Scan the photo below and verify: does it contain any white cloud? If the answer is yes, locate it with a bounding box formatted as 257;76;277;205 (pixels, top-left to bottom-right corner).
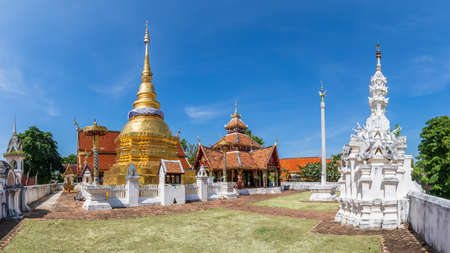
0;66;60;117
402;55;450;96
90;70;137;97
185;105;221;120
0;68;27;95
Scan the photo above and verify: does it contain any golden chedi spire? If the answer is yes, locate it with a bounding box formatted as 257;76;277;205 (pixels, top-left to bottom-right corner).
103;21;196;185
133;21;160;110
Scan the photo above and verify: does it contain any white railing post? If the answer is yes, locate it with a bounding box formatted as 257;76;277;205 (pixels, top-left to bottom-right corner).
196;166;208;202
125;163;140;207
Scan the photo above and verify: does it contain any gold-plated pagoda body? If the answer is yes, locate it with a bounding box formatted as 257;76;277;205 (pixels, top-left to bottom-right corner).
103;22;181;185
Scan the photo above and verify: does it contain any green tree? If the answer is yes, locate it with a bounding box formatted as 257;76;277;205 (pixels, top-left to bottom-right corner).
394;124;401;136
244;129;264;147
299;162;321;181
413;116;450;199
18;126;63;184
326;154;341;182
299;154;341;182
180;139;198;167
62;154;77;164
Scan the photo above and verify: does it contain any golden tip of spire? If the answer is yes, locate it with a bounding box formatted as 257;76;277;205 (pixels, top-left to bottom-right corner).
144;20;150;44
320;80;324;92
197;136;201;144
231;100;241;118
376;43;382;71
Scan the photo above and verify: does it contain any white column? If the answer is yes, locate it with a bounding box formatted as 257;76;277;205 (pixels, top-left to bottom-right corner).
320;88;327;185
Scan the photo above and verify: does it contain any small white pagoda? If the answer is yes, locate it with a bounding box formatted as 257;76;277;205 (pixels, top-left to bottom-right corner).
335;45;421;229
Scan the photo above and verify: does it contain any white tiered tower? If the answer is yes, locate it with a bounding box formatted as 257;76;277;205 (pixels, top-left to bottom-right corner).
334;45;421;229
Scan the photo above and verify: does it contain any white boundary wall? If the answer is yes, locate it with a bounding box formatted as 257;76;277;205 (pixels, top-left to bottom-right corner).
281;182;339;190
24;183;60;205
408;191;450;253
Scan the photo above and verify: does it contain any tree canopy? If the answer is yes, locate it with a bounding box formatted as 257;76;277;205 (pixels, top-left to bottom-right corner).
18;126;63;184
62;154;77;165
244;129;264;147
180;139;198;167
298;154;341;182
413;116;450;199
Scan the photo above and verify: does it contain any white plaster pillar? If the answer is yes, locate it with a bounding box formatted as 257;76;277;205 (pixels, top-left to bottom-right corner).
126;175;140;207
196;166;208;202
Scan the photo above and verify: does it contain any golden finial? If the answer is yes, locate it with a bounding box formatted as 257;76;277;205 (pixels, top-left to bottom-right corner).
144;20;150;44
376;43;382;71
197;136;202;145
176;129;181;137
319;80;327;102
94;119;97;126
274;137;279;146
230;99;241;118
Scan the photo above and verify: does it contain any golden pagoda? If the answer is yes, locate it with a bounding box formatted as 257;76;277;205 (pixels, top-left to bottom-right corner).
103;22;191;185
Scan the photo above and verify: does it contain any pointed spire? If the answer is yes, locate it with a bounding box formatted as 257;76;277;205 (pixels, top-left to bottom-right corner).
143;20;151;77
376;44;382;71
13;116;16;135
230;99;241;118
133;20;160;110
319;80;327;102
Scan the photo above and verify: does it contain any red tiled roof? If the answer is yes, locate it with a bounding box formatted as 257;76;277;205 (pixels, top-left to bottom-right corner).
224;118;248;130
280;157;332;173
176;141;191;169
63;164;78;175
250;147;275;169
78;131;119;153
212;133;261;149
162;160;184;174
196;146;278;170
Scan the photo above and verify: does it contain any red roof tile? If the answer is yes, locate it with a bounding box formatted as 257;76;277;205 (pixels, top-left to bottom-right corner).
280;157;331;173
224;118;248;130
162;160;184;174
196;146;279;170
212;133;261;149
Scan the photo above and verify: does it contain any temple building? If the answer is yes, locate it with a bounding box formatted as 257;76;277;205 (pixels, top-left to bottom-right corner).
193;103;281;188
0;121;27;219
335;45;421;229
76;130;119;183
280;157;331;181
103;23;194;185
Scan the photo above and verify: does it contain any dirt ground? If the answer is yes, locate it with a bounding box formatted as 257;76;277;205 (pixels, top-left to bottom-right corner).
0;191;432;252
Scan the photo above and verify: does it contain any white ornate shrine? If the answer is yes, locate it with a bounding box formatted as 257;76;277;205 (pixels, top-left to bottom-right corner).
335;45;421;229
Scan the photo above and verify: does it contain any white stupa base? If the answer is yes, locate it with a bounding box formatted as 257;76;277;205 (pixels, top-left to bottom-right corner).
309;184;337;201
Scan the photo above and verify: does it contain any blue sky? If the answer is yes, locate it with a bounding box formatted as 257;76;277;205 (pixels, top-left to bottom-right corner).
0;1;449;160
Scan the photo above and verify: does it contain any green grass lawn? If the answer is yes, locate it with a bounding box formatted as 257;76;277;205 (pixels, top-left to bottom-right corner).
249;191;339;212
4;208;379;253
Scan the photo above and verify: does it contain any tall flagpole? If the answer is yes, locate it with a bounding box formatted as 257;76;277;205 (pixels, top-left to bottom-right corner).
319;80;327;185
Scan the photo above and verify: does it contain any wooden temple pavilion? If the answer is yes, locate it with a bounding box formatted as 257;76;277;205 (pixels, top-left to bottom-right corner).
193;103;281;188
